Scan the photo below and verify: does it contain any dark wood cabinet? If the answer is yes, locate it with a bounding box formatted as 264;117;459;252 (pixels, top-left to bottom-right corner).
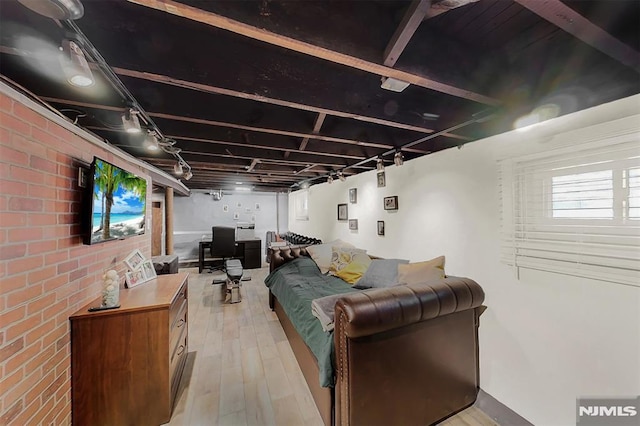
70;272;189;426
239;239;262;269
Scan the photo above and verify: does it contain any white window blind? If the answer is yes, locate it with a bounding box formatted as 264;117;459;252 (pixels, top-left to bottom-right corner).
499;137;640;287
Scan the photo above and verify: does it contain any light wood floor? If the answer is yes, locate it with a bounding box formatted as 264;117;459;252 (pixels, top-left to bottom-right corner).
164;267;498;426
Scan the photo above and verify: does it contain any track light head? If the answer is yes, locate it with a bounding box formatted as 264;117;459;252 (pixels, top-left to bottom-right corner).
393;150;404;166
122;109;141;134
145;132;159;151
173;162;183;175
338;171;346;182
60;39;94;87
376;158;385;172
18;0;84;20
327;175;334;184
183;170;193;180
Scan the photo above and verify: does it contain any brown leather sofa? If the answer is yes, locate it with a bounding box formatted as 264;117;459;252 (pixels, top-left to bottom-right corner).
269;246;486;426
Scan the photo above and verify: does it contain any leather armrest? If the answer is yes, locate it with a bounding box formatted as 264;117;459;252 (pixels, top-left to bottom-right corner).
269;245;311;272
335;277;485;338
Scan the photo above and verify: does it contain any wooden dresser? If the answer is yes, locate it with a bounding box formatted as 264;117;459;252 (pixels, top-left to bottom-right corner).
69;272;189;425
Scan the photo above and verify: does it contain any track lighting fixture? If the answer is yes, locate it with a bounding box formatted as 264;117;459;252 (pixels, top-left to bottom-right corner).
337;171;346;182
173;162;183;175
183;170;193;180
393;150;404;166
144;132;159;151
18;0;84;20
376;158;385;172
327;175;334;184
60;39;94;87
122;108;141;134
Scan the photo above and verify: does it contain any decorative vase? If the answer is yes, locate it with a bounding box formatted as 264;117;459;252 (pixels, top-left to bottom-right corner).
102;270;120;308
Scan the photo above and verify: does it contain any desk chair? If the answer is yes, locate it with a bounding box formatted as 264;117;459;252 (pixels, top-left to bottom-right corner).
210;226;250;299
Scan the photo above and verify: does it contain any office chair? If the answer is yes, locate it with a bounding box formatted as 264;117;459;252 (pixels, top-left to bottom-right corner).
210;226;250;300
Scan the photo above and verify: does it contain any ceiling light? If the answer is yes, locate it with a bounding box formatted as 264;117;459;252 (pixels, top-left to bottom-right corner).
337;171;346;182
327;175;334;184
60;39;93;87
173;162;183;175
17;0;84;20
381;77;410;92
376;158;385;172
300;181;310;189
144;132;159;151
393;151;404;166
122;109;141;134
236;182;243;185
183;170;193;180
236;186;251;191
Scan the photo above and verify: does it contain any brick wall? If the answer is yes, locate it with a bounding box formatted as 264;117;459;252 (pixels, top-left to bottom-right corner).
0;90;152;424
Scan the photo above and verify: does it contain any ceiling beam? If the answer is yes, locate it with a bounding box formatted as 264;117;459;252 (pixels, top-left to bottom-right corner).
127;0;500;105
514;0;640;71
383;0;432;67
299;112;326;152
113;68;466;138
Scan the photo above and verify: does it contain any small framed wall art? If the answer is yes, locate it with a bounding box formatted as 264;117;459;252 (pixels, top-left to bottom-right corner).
377;171;386;188
349;219;358;230
337;203;348;221
383;196;398;210
377;220;385;236
124;249;145;271
349;188;357;203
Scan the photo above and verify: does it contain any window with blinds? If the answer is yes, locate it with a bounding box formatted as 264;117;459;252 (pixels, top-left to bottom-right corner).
499;137;640;287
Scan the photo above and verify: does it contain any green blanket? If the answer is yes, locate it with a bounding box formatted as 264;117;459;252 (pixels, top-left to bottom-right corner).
264;256;358;387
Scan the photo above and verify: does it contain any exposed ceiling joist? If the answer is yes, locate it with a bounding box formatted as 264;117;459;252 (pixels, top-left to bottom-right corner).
113;68;470;140
424;0;481;20
299;112;326;152
127;0;500;106
514;0;640;71
246;159;259;172
383;0;432;67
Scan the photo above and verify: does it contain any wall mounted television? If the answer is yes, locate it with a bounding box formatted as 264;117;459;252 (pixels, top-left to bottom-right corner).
83;157;147;245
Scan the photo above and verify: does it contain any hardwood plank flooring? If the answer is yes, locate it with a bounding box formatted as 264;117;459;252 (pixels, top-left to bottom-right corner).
164;267;498;426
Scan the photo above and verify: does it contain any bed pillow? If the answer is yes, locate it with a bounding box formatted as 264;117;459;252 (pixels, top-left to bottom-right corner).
330;246;371;284
397;256;445;285
306;239;354;274
353;258;409;289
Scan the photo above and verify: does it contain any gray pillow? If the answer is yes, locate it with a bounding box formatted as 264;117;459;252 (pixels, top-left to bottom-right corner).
354;259;409;289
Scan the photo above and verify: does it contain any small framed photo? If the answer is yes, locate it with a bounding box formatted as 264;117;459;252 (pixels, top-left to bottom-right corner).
349;219;358;230
349;188;357;204
223;204;229;212
337;203;348;221
141;259;157;281
377;171;386;188
384;196;398;211
124;249;145;271
377;220;385;236
255;203;261;211
125;269;146;288
233;212;240;220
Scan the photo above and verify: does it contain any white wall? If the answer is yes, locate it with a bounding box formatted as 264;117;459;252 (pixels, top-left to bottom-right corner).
173;190;288;262
289;95;640;425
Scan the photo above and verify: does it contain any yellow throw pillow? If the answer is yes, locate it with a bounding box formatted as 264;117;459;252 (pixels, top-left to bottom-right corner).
330;246;371;284
397;256;445;285
307;239;355;274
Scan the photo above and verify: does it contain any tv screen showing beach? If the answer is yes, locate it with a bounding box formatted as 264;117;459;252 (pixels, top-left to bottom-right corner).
89;158;146;244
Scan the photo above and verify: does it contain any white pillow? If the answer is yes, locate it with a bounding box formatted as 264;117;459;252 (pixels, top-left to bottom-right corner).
306;239;355;274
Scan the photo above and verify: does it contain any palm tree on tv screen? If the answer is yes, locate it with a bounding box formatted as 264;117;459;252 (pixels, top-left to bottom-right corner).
94;161;146;240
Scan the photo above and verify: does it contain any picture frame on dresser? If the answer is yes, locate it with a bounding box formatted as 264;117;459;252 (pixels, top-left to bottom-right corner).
124;249;145;271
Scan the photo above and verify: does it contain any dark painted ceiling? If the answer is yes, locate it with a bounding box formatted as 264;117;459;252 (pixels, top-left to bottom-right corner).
1;0;639;192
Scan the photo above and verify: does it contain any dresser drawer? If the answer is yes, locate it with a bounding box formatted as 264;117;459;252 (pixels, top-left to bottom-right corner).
169;282;187;327
170;329;187;386
170;302;187;354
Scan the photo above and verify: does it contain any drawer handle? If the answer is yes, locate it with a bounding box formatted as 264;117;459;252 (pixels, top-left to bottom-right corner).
177;345;185;356
179;291;186;299
176;319;185;328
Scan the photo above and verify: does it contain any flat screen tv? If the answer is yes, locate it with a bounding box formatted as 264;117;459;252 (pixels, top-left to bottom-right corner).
83;157;147;245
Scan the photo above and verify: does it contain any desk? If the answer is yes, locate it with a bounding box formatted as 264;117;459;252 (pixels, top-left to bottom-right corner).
199;238;261;272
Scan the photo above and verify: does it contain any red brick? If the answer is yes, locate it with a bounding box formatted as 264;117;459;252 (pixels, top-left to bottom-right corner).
0;337;24;363
57;213;75;224
0;111;30;136
29;184;57;200
10;165;44;184
11;396;40;426
0;400;23;425
0;212;28;226
42;300;67;322
58;164;75;179
8;227;43;243
28;240;57;256
0;94;13;112
0;368;23;395
45;251;68;265
25;317;56;345
0;228;6;244
6;284;42;309
0;196;7;211
0;145;28;166
30;156;57;174
8;255;43;275
54;176;71;189
6;314;44;342
0;179;29;196
8;197;43;212
42;323;67;350
27;292;56;316
43;226;68;240
43;275;67;292
57;259;77;274
0;243;27;260
69;267;87;282
43;200;68;213
28;213;57;226
0;273;25;294
14;103;47;130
